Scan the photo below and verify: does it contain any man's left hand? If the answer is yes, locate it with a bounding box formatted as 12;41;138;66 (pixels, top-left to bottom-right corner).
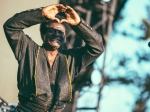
61;6;81;26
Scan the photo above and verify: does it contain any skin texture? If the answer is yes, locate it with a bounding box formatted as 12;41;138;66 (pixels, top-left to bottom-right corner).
42;4;81;67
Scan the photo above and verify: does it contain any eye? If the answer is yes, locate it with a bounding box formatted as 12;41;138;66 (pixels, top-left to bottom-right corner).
58;30;64;36
47;28;55;33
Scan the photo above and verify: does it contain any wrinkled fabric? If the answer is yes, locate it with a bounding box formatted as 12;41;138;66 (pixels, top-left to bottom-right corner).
3;7;104;112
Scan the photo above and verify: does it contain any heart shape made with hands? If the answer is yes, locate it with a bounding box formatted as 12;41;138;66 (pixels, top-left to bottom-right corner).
43;4;80;26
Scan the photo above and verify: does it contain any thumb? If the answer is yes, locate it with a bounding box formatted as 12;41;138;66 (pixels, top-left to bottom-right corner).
52;17;60;23
60;19;69;24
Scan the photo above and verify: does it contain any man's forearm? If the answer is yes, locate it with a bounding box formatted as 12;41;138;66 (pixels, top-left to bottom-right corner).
3;8;47;36
71;18;104;56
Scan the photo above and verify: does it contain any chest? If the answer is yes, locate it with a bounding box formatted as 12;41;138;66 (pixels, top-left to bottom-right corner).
48;56;56;68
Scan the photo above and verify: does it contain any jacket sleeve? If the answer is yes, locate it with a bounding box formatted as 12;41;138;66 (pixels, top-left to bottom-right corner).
3;8;47;61
63;19;104;79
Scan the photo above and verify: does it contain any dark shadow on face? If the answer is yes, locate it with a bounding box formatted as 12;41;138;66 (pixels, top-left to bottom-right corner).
43;23;66;51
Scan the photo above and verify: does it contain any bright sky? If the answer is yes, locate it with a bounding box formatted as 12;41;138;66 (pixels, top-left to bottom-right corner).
77;0;150;112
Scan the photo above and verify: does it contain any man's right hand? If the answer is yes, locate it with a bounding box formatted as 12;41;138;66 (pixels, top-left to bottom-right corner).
42;4;66;23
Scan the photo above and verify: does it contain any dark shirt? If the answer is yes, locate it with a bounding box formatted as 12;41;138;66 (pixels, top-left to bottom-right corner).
3;7;104;111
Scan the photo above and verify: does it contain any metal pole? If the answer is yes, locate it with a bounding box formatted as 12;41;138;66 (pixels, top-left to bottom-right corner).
72;91;79;112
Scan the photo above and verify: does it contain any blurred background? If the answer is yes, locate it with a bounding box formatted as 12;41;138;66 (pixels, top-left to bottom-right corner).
0;0;150;112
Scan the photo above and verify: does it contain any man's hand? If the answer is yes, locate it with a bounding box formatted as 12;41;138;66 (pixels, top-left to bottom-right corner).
42;4;66;23
61;6;81;26
42;4;80;26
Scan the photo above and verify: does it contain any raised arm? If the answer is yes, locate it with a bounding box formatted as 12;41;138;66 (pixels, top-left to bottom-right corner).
61;6;104;78
3;8;47;61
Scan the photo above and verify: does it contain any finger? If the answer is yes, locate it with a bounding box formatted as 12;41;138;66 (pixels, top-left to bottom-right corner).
66;6;74;10
66;6;74;13
60;19;69;24
65;6;78;17
45;4;56;10
66;6;80;20
55;4;64;7
52;17;60;23
56;4;66;12
65;8;72;14
64;11;71;17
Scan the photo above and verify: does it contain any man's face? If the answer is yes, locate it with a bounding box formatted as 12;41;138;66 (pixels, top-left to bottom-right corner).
44;23;66;50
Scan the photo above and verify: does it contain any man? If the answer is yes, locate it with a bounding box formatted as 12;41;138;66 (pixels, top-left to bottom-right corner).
3;4;104;112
